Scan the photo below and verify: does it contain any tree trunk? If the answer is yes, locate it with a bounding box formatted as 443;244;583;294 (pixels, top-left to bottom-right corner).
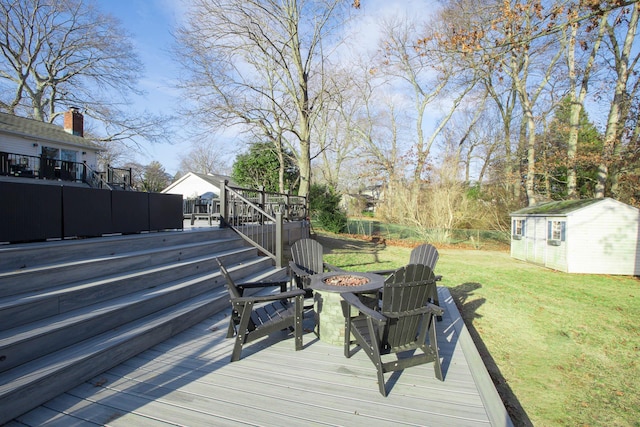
595;3;639;198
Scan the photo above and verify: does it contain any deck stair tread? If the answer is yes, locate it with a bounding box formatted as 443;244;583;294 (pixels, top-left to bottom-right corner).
0;262;286;391
0;288;228;396
0;246;255;310
0;257;279;342
0;239;242;295
0;237;239;275
0;228;236;272
0;257;279;372
0;237;247;298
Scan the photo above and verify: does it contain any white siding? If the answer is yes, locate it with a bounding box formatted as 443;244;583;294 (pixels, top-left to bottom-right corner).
0;133;42;157
510;216;527;260
163;175;221;199
566;199;640;275
511;198;640;275
544;235;568;272
1;132;99;171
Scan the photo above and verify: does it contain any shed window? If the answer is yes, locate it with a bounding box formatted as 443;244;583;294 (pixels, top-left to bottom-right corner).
548;220;566;243
512;219;525;238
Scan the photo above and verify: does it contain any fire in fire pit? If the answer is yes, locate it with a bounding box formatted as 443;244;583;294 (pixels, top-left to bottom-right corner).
323;274;371;287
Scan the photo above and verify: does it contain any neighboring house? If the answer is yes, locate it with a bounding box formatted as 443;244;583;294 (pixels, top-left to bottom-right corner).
161;172;233;199
340;185;383;215
0;109;101;182
510;198;640;275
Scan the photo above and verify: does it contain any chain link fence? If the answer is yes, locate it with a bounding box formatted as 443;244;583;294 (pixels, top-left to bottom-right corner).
344;219;510;249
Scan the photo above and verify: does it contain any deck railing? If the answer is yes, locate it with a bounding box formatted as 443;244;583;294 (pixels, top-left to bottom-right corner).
218;180;307;268
0;151;131;190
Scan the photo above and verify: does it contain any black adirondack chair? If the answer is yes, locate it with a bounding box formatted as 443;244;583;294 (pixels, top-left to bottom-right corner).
370;243;442;309
289;238;341;306
216;258;305;362
341;264;445;396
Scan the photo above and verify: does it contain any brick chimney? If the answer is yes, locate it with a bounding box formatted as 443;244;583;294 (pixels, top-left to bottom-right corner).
64;108;84;137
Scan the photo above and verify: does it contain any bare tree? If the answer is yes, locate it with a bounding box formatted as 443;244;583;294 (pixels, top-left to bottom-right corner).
560;5;608;198
595;1;640;198
0;0;172;148
174;0;351;198
343;55;410;222
177;140;231;176
313;58;379;192
379;15;477;185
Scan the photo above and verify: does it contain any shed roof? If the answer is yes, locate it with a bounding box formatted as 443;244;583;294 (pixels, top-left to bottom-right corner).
0;111;101;150
511;198;602;216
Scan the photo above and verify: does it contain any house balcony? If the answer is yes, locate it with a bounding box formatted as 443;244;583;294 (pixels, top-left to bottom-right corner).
0;150;132;190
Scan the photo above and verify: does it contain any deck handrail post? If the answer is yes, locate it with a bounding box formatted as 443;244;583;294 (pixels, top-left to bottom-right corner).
219;179;229;228
275;211;284;268
283;190;289;220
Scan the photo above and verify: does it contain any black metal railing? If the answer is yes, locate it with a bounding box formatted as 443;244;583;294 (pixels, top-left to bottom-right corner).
0;151;131;190
217;181;308;267
104;165;133;190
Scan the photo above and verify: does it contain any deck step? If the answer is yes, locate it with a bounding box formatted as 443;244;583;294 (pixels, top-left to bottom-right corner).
0;236;245;298
0;228;236;272
0;257;277;373
0;228;290;425
0;288;229;424
0;246;256;330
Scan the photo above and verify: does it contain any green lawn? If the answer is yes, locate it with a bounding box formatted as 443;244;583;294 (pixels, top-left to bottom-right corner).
316;232;640;427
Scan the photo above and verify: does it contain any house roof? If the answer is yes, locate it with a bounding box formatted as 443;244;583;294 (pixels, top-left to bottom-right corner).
511;198;604;216
190;172;234;187
0;111;101;150
161;171;234;195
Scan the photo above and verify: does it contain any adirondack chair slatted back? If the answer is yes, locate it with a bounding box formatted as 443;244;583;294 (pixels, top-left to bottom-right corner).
342;262;444;395
290;238;324;276
217;260;259;333
218;261;243;299
409;243;439;270
381;264;435;349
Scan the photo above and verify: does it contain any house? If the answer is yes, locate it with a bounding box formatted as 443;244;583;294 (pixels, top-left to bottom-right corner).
340;185;383;215
0;109;102;182
510;198;640;275
161;172;233;199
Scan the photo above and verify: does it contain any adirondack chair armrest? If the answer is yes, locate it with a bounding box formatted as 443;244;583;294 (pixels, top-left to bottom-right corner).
383;302;444;319
366;268;395;276
425;302;445;316
289;261;312;278
237;280;289;294
367;270;441;279
341;292;386;323
324;262;345;272
232;288;305;304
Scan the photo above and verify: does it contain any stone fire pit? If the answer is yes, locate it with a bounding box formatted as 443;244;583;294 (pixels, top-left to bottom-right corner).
323;274;370;287
309;272;385;345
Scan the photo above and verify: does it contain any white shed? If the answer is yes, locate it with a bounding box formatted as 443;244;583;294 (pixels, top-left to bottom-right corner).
161;172;233;199
510;198;640;275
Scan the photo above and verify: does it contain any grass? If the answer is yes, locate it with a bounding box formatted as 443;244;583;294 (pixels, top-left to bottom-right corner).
315;231;640;427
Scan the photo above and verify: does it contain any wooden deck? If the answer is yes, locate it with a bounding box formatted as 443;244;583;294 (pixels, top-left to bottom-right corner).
9;288;512;426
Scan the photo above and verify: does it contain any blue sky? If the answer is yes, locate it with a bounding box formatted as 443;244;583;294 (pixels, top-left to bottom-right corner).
101;0;188;175
101;0;434;176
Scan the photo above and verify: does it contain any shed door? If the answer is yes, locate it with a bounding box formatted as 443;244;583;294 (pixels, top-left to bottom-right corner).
530;217;546;265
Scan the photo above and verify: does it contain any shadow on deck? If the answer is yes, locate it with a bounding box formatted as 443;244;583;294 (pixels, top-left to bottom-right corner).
12;288;513;427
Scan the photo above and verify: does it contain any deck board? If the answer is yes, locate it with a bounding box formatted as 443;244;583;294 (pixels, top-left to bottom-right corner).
15;288;512;426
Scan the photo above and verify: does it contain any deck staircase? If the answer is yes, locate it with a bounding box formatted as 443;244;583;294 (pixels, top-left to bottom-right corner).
0;228;286;424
